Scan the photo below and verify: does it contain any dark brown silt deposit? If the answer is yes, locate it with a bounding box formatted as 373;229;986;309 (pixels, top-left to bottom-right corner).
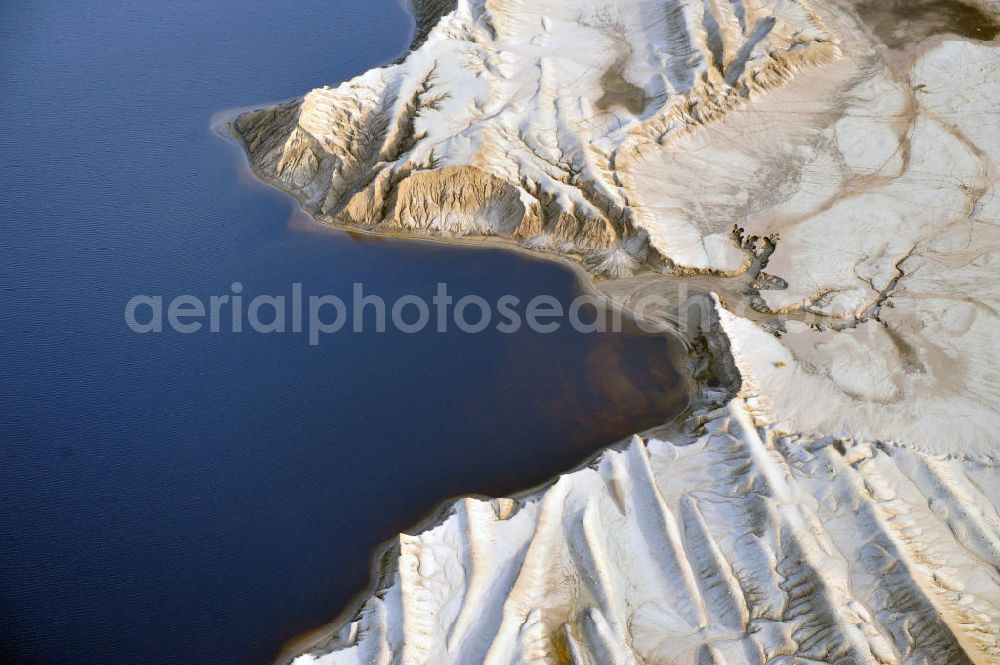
851;0;1000;49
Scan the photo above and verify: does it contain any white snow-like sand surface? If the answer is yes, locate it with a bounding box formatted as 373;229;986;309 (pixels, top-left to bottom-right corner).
230;0;1000;662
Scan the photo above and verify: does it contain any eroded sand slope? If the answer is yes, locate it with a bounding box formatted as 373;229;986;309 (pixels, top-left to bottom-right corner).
231;0;1000;662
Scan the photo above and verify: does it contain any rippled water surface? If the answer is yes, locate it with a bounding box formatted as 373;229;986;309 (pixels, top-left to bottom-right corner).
0;2;687;663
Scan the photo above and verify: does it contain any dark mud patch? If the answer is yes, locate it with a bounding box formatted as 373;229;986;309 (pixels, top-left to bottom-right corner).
851;0;1000;49
597;54;648;115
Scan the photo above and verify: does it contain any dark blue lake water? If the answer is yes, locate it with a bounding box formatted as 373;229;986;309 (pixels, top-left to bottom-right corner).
0;1;687;663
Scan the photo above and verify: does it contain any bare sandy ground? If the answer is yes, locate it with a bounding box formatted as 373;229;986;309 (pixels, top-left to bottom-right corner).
228;0;1000;662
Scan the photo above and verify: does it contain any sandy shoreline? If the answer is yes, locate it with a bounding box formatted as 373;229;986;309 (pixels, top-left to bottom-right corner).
212;103;696;346
217;0;1000;660
212;102;700;665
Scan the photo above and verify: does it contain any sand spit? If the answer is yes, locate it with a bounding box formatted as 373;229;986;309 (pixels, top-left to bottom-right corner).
229;0;1000;662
